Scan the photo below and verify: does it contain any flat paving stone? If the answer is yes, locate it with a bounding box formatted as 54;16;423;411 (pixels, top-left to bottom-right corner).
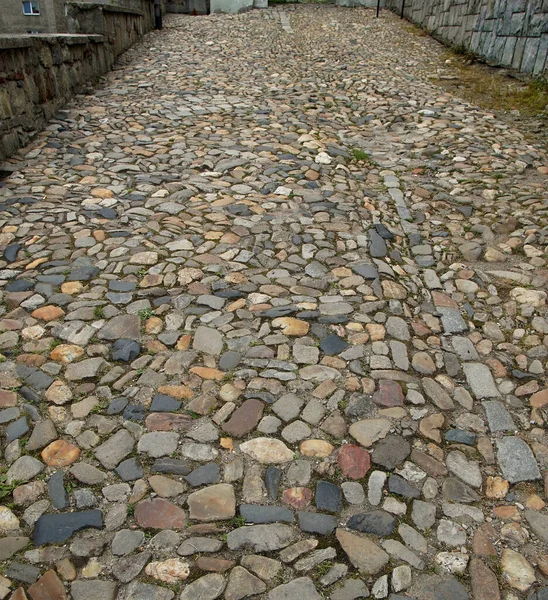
496;437;541;483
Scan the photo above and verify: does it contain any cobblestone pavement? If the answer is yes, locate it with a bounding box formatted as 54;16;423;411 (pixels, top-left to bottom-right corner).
1;5;548;600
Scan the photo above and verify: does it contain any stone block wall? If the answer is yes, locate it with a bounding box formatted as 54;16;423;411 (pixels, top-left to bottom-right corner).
0;1;161;161
0;35;111;160
384;0;548;77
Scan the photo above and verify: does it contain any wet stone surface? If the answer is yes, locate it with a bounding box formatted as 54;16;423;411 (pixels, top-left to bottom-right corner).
0;4;547;599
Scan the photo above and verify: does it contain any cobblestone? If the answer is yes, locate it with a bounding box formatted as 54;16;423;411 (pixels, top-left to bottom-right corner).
0;4;547;599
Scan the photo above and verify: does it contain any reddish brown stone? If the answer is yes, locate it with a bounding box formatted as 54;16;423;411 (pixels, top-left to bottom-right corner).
410;449;448;477
530;388;548;409
373;380;404;407
195;557;235;573
473;524;498;557
190;367;224;380
411;321;431;336
146;340;168;354
135;498;187;530
9;588;29;600
145;413;192;432
0;319;22;331
0;390;17;407
158;385;193;400
55;558;76;581
485;358;507;379
432;291;458;308
188;282;209;295
41;440;80;467
470;558;500;600
282;488;312;509
493;505;520;520
186;394;218;415
50;344;84;365
320;409;347;438
16;354;47;367
338;444;371;480
13;481;46;506
6;291;33;309
186;524;220;535
31;306;65;322
222;399;264;437
27;569;67;600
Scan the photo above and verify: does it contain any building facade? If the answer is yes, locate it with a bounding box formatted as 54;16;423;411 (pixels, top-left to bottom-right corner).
0;0;66;33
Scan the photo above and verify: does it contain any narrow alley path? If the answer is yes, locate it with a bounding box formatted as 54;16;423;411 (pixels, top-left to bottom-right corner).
0;6;547;600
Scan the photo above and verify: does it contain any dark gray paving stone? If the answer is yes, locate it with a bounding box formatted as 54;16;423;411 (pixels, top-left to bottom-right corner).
123;405;146;422
219;351;242;371
115;458;144;481
437;307;468;334
347;510;396;536
372;435;411;470
444;429;477;445
6;280;34;292
410;574;468;600
151;458;191;475
525;509;548;544
108;398;129;414
33;510;103;545
268;577;322;600
315;481;342;513
0;407;19;424
6;416;28;442
48;470;69;509
350;263;378;279
71;580;118;600
260;306;298;318
265;466;282;500
5;561;41;584
369;229;387;257
109;281;137;292
112;339;141;362
118;581;174;600
112;551;151;583
527;587;548;600
245;391;277;404
150;394;182;412
26;370;54;391
185;463;220;487
388;475;421;498
442;478;480;504
297;511;337;534
68;266;100;281
320;334;350;355
240;505;294;524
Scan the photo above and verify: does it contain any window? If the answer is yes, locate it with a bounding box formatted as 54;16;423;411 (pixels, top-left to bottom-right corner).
22;1;40;15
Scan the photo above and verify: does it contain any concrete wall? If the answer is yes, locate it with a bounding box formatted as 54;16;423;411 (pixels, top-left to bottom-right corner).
0;0;161;160
384;0;548;77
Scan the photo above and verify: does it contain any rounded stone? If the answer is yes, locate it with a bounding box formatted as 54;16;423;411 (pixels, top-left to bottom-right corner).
41;440;81;467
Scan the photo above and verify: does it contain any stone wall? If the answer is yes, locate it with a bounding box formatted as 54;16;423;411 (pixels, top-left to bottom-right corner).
384;0;548;77
0;1;161;161
0;35;110;160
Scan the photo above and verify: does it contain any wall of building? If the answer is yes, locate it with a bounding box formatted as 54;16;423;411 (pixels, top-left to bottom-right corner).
0;1;162;160
0;0;60;34
384;0;548;77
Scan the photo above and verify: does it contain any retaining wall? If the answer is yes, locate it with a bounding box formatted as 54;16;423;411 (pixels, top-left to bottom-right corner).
0;2;160;161
384;0;548;77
